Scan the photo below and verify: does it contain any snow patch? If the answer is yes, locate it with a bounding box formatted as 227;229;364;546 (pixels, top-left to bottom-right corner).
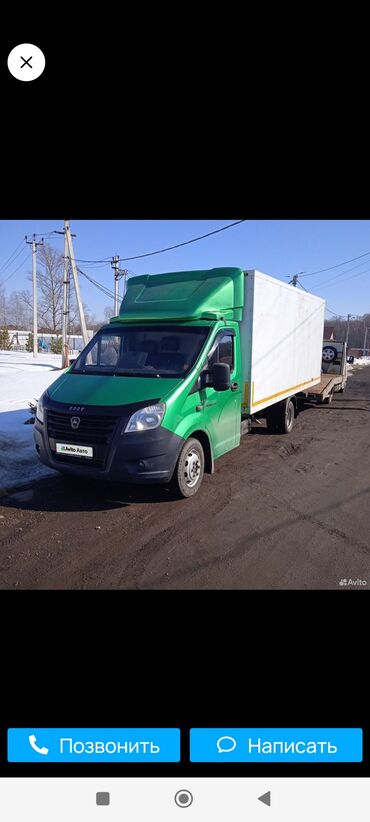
347;355;370;374
0;350;64;489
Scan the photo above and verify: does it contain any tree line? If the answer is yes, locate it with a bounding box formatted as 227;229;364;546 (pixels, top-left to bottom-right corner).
330;315;370;350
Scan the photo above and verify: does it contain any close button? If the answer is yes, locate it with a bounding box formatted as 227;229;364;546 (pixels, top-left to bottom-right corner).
7;44;46;81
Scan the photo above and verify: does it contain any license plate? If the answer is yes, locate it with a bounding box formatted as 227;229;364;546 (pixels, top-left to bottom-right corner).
56;443;93;459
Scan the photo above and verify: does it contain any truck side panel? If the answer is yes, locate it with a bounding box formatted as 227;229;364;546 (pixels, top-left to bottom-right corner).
241;271;325;414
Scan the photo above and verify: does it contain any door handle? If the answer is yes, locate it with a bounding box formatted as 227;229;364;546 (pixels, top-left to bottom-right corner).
231;382;239;392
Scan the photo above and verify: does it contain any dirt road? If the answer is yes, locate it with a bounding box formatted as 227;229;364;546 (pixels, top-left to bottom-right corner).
1;366;370;590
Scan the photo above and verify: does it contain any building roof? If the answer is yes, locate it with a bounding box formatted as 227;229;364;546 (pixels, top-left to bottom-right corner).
324;325;335;339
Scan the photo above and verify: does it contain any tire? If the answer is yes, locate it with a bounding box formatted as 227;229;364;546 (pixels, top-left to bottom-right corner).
266;398;295;434
322;345;338;363
171;438;205;498
323;393;333;404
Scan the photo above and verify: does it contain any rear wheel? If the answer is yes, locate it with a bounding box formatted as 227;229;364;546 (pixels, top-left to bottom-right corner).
266;398;295;434
171;438;205;498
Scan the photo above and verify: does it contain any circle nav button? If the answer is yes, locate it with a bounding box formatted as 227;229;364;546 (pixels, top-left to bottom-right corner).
174;790;193;808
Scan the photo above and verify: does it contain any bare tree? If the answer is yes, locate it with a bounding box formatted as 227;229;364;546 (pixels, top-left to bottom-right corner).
0;285;7;327
37;244;66;332
104;305;114;323
331;315;370;349
6;290;32;328
21;244;80;333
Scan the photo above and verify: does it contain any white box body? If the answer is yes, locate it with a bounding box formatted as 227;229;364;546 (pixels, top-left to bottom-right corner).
241;271;325;414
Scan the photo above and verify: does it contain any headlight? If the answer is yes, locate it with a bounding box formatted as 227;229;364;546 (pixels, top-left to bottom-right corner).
123;403;165;433
36;390;48;423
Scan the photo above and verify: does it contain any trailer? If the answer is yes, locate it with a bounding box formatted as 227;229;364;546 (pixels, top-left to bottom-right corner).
305;340;347;404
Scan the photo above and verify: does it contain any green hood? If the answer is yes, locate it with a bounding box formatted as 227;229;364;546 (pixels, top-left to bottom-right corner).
48;372;182;407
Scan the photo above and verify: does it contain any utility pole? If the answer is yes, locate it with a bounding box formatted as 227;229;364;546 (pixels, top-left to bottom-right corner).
112;255;120;316
345;314;351;346
55;224;77;367
111;256;129;315
64;220;89;348
289;272;304;288
62;231;70;368
25;234;43;358
363;324;368;355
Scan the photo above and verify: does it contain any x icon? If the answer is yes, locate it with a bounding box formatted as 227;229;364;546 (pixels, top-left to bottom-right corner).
20;55;32;69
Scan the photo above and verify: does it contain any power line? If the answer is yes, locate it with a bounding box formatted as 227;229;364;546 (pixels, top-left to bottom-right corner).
316;265;370;291
70;220;248;264
0;232;61;277
0;240;26;275
117;220;247;262
299;250;370;278
325;306;345;318
316;259;370;288
77;266;116;301
288;274;345;318
313;258;370;288
0;249;30;286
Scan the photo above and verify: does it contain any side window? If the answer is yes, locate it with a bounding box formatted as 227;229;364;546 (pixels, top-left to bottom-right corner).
208;333;234;371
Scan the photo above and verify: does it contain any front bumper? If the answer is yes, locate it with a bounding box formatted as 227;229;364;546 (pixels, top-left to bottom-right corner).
34;402;184;484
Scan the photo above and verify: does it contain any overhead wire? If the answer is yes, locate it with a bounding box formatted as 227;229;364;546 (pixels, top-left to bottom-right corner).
313;258;370;288
77;266;116;301
315;265;370;290
0;249;30;287
116;219;247;262
68;220;248;264
0;240;26;275
299;250;370;278
325;306;346;318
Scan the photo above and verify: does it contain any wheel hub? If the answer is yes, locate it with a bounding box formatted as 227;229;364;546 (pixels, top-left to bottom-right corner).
184;450;201;488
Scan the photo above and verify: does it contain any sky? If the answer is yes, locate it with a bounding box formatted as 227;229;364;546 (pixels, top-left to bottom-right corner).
1;220;370;321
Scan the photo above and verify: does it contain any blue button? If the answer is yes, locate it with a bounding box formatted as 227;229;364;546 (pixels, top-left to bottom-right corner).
8;728;180;762
190;728;362;762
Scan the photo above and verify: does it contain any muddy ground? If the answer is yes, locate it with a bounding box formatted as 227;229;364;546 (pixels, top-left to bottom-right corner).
1;366;370;589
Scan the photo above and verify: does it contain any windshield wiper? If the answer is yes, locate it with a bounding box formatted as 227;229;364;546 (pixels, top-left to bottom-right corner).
111;371;162;378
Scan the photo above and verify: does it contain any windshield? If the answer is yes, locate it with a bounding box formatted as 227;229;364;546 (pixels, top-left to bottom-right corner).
71;326;210;378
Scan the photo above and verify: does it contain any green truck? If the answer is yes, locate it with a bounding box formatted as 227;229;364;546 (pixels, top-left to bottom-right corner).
34;267;325;497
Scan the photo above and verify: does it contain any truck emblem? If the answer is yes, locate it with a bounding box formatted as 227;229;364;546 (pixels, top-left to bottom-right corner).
71;417;81;430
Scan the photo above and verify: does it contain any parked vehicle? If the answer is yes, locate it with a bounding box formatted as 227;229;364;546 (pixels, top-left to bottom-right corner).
306;340;348;404
34;268;325;497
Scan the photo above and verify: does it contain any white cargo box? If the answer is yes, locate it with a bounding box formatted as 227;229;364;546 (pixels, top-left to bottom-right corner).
241;271;325;414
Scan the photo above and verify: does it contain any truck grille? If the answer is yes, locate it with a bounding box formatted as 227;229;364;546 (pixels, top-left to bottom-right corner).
47;410;119;468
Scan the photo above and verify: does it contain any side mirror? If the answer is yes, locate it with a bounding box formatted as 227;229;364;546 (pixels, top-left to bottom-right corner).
211;362;231;392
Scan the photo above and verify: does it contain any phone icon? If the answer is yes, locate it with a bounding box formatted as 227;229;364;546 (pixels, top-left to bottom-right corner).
28;734;49;756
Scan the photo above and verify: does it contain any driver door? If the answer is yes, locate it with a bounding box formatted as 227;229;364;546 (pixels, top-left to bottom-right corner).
200;330;242;459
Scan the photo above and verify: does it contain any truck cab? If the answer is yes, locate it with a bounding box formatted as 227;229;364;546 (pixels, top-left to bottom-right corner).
34;268;244;497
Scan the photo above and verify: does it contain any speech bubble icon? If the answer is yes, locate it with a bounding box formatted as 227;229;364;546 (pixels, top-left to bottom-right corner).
217;736;237;753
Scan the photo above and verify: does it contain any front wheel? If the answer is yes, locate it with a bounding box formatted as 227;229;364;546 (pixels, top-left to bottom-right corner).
171;438;205;498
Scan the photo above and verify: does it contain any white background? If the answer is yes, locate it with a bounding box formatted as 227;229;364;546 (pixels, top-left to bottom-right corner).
0;778;368;820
